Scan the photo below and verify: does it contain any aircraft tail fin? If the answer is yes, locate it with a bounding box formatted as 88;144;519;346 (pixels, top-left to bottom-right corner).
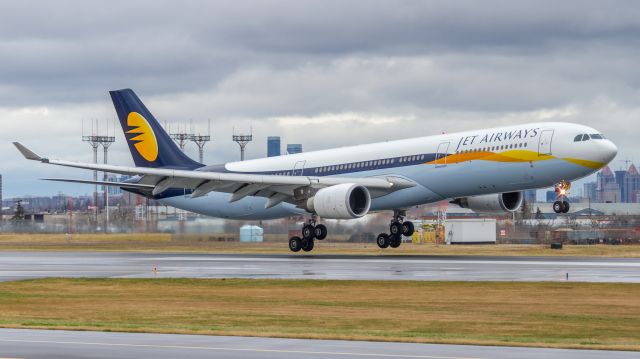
109;89;202;169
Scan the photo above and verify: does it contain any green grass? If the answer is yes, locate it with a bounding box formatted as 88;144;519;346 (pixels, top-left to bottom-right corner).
0;278;639;350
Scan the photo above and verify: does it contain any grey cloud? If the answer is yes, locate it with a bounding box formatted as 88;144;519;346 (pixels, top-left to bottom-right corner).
1;0;640;196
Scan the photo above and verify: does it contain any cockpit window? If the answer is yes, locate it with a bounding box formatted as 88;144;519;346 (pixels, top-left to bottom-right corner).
590;134;604;139
582;134;590;141
574;134;582;142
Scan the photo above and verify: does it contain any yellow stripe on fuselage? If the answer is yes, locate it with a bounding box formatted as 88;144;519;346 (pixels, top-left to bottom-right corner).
426;149;604;169
561;157;605;169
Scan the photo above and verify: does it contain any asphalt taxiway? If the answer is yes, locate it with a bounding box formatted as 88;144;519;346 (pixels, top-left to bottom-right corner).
1;251;639;282
0;329;636;359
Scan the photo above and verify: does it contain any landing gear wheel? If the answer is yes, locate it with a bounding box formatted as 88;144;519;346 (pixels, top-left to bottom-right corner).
302;224;315;240
376;233;390;249
389;221;403;236
553;201;563;214
302;238;315;252
389;234;402;248
314;224;327;240
289;236;302;252
402;221;415;237
562;201;570;213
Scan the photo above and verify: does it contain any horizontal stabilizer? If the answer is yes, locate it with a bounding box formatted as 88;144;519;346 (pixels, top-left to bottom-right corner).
43;178;154;189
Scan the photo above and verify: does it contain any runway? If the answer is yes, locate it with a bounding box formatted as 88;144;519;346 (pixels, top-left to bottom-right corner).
0;328;636;359
1;251;640;282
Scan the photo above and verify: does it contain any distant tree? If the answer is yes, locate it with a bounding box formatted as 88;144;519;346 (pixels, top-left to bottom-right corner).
535;207;544;220
10;200;25;221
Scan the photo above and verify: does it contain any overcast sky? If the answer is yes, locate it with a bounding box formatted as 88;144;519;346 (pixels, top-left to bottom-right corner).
1;0;639;198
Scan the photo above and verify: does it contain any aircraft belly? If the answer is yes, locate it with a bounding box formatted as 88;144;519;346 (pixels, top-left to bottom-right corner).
158;192;303;220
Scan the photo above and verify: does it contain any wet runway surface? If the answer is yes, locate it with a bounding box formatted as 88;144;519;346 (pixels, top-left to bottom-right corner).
0;329;636;359
1;251;639;282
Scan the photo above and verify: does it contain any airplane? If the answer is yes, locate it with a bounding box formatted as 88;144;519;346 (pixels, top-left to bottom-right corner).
14;89;618;252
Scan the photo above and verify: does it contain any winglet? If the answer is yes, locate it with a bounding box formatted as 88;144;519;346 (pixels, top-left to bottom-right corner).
13;142;45;161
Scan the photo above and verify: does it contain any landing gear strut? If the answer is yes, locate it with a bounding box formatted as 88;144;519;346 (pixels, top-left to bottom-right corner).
289;214;327;252
553;180;571;214
377;210;415;249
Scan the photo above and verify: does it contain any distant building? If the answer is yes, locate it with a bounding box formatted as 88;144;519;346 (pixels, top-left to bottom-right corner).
624;164;640;203
615;170;627;201
524;189;536;203
267;136;281;157
583;182;597;202
596;166;621;203
106;174;127;196
286;143;302;154
546;190;556;203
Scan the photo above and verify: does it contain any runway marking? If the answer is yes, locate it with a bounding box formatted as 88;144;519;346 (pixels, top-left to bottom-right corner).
142;257;640;267
0;338;482;359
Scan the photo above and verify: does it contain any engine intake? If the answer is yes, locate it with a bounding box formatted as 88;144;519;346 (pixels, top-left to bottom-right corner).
306;183;371;219
452;192;524;214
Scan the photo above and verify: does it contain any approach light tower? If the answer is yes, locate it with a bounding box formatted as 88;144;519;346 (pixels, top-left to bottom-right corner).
190;119;211;163
170;132;193;152
169;123;194;152
82;120;115;228
100;134;115;232
82;132;100;224
232;127;252;161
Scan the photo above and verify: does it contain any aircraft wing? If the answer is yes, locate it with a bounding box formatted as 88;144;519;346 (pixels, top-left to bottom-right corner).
15;142;415;208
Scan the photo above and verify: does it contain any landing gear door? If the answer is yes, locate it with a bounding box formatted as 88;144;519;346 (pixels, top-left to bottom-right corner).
293;160;306;176
538;129;554;156
435;142;450;168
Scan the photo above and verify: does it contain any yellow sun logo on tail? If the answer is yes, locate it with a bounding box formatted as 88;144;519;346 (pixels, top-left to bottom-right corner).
126;112;158;162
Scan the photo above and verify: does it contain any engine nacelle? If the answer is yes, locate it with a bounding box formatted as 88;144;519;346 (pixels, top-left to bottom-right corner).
452;192;524;214
306;183;371;219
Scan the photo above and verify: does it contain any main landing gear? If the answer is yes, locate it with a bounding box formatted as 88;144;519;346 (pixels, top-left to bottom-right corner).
289;214;327;252
553;180;571;214
376;210;415;249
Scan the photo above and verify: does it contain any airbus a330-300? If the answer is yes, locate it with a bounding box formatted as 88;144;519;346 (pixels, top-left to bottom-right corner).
14;89;617;252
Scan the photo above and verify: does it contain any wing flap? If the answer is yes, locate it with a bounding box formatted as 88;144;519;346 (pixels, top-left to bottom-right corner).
43;178;154;189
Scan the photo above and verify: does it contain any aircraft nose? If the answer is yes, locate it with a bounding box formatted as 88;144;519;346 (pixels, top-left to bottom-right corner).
599;139;618;164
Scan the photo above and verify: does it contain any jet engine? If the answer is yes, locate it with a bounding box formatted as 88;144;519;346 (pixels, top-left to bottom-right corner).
306;183;371;219
452;192;524;214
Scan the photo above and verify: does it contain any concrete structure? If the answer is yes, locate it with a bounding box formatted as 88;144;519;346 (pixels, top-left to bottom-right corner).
286;143;302;154
267;136;280;157
444;218;496;244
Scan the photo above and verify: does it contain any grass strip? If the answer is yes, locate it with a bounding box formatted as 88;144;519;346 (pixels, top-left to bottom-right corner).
1;234;640;257
0;278;638;350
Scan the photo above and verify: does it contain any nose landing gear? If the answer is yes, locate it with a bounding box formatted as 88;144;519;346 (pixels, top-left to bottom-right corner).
553;180;571;214
377;210;415;249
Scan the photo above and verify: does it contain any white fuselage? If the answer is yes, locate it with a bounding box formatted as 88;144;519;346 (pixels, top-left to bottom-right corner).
159;122;617;219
